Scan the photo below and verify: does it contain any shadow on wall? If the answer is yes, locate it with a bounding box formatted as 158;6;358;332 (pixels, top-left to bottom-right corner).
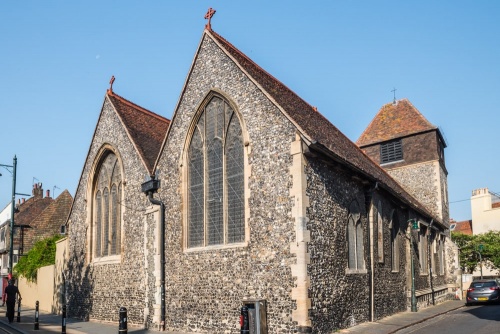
65;247;94;320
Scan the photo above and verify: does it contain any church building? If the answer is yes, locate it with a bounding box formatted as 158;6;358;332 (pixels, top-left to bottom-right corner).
66;10;458;333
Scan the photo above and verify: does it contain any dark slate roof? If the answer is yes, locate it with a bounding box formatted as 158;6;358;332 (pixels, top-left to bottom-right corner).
207;29;443;226
356;99;437;147
450;220;473;235
107;91;170;175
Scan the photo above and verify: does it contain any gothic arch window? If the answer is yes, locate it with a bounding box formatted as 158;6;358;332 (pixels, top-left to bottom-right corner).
347;200;365;271
187;95;245;248
438;236;445;275
93;151;122;258
376;200;383;263
390;211;400;272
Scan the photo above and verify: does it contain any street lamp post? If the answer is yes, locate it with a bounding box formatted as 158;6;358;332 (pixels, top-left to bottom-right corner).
477;244;483;279
1;156;29;275
0;156;17;275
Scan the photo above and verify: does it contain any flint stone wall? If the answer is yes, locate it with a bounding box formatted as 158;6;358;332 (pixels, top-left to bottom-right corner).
155;35;298;333
305;158;412;331
387;162;440;220
67;98;155;325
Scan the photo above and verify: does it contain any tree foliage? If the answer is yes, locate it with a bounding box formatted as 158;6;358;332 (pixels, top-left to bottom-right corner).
14;235;63;282
452;231;500;274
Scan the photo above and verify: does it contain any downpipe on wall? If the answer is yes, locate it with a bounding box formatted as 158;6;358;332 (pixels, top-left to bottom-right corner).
148;192;166;331
142;177;166;331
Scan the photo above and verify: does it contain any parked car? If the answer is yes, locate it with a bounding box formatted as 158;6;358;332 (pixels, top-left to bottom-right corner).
465;279;500;306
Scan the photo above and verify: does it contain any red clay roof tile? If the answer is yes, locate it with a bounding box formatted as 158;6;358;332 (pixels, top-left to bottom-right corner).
451;220;473;235
107;92;170;175
207;29;443;226
356;99;436;147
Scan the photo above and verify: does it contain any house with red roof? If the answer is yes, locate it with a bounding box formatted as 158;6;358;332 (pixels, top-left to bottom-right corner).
66;12;457;333
0;183;72;298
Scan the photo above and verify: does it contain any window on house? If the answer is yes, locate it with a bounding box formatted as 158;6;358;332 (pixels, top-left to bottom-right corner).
380;139;403;164
187;95;245;248
93;152;122;258
390;212;400;272
347;201;364;271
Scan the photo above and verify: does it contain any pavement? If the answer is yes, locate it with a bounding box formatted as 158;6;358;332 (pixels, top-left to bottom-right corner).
340;299;465;334
0;300;465;334
0;304;186;334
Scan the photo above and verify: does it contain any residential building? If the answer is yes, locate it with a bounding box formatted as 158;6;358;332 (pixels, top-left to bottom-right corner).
451;188;500;279
0;183;72;287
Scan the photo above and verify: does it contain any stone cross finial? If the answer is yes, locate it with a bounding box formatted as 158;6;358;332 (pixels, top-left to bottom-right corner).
108;75;115;94
204;7;216;30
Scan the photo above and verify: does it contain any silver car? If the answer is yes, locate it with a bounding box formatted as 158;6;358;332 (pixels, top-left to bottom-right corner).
465;279;500;306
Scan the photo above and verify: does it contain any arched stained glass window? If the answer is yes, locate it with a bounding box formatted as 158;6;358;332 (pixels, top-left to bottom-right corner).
347;200;364;270
187;96;245;248
93;152;123;258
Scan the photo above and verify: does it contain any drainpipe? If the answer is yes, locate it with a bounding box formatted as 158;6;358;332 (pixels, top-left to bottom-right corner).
364;182;378;322
141;177;165;331
427;219;435;306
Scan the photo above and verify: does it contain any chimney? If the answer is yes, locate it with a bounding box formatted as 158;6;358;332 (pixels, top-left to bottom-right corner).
22;198;25;204
46;190;50;198
33;182;43;198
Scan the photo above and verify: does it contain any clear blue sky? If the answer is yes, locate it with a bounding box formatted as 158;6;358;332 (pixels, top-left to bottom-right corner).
1;1;499;222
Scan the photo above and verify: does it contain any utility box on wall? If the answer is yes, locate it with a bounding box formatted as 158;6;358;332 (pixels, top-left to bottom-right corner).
243;299;268;334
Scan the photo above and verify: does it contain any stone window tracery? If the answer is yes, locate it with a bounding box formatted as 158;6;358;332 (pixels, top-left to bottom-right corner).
93;152;122;258
187;95;245;248
347;200;365;271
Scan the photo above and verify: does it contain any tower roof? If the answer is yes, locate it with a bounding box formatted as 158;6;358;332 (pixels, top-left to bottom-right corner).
356;99;437;147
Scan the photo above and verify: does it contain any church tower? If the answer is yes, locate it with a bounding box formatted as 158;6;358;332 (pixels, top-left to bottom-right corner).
356;99;449;225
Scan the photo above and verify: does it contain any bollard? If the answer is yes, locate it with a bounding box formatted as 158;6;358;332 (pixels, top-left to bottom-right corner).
34;300;39;330
16;297;21;322
119;307;128;333
240;306;249;334
61;305;66;334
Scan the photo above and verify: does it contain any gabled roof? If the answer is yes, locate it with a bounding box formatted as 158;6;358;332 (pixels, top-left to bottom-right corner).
356;99;437;147
23;189;73;251
15;195;53;227
204;29;443;226
450;220;473;235
107;91;170;174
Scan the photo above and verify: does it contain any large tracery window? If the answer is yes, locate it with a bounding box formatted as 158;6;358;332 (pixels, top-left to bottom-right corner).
94;152;122;258
187;96;245;248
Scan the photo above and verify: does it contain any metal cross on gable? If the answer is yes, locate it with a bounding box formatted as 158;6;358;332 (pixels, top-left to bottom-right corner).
108;75;115;94
391;87;397;104
204;7;216;30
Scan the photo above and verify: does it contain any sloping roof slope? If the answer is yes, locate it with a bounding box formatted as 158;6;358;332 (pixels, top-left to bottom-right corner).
23;190;73;252
356;99;437;147
15;194;53;227
207;29;442;225
451;220;473;235
107;91;170;174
